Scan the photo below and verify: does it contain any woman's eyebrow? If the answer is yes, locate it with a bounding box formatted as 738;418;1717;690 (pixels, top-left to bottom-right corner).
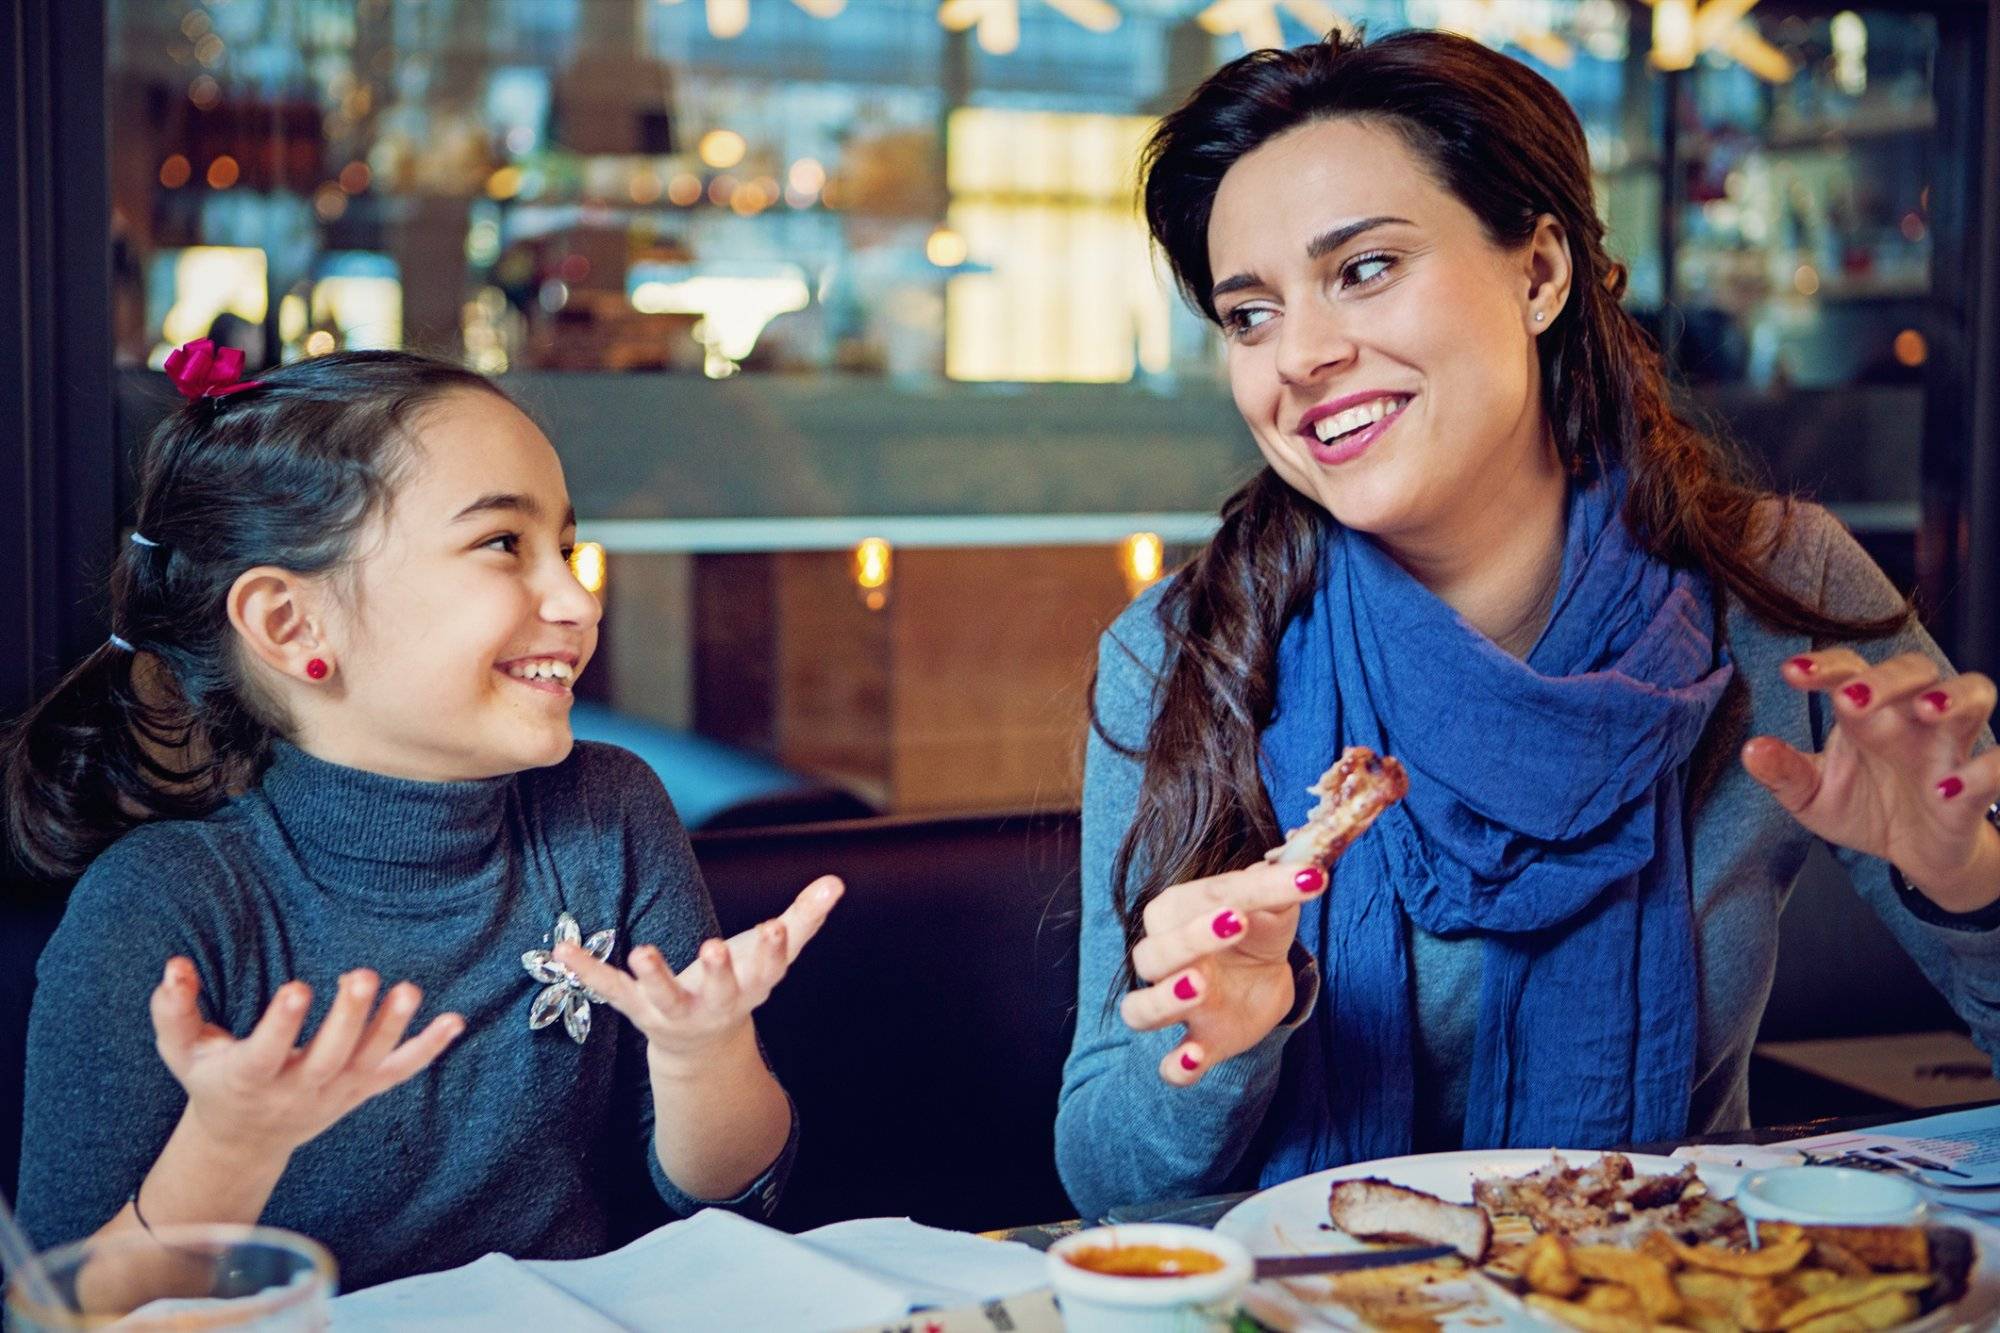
1305;215;1414;260
1211;269;1265;302
1210;214;1416;302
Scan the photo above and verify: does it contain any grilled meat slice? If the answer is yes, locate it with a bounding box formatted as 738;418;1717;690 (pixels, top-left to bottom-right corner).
1328;1177;1492;1263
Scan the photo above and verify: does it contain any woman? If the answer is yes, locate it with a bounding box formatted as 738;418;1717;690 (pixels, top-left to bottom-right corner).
1055;29;2000;1220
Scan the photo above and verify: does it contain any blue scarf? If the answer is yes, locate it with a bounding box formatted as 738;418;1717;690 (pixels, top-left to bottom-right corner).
1256;470;1732;1184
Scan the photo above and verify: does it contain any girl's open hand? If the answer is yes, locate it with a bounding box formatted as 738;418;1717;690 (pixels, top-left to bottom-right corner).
150;957;464;1160
1744;650;2000;912
556;876;843;1072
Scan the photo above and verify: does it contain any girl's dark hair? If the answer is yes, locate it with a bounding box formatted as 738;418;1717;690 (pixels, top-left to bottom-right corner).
1104;29;1907;974
2;350;507;879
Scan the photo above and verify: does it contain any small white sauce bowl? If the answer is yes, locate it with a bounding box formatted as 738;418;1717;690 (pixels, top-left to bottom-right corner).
1047;1223;1253;1333
1736;1165;1928;1244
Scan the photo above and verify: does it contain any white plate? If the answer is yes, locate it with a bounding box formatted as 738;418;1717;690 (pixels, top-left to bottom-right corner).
1212;1147;2000;1332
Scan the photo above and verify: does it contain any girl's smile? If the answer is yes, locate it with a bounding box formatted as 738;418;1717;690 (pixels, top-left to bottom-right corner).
499;652;581;695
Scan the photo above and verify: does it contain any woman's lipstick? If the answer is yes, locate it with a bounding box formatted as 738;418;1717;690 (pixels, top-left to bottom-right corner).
1301;394;1413;466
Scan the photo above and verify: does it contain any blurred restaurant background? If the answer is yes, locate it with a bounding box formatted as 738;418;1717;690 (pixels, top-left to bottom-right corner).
3;0;1999;1230
0;0;1991;829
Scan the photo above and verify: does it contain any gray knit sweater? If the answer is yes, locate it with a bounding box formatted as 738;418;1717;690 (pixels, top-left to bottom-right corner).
1056;503;2000;1220
17;741;794;1290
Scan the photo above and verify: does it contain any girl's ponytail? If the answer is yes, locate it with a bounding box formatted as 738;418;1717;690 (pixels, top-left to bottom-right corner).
1;634;207;880
2;348;506;881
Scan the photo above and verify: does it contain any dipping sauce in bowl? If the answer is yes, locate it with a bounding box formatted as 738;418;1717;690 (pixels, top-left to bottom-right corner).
1048;1224;1252;1332
1063;1243;1228;1279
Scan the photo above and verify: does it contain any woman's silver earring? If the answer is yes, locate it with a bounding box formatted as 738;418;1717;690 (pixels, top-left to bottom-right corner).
1533;310;1547;323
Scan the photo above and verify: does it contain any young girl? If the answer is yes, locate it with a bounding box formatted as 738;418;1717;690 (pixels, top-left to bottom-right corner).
4;343;841;1290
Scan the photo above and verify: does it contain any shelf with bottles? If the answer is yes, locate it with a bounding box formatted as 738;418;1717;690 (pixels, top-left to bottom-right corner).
1767;95;1936;144
1676;243;1929;303
1674;109;1937;166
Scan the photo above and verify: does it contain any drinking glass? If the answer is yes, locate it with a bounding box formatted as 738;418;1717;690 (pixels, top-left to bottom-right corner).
5;1225;334;1331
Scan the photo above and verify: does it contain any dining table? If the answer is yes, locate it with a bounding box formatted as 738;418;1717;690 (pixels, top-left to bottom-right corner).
317;1097;2000;1332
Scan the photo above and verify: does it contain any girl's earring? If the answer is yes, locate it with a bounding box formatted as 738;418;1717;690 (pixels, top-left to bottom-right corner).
306;658;331;681
1533;310;1547;323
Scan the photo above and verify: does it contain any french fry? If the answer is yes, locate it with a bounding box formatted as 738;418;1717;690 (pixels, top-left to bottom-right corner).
1794;1227;1929;1274
1688;1304;1752;1328
1524;1292;1652;1332
1675;1269;1756;1309
1776;1274;1931;1328
1670;1236;1813;1278
1739;1278;1797;1332
1787;1290;1919;1333
1639;1229;1682;1267
1807;1240;1870;1278
1574;1245;1683;1322
1580;1284;1641;1314
1524;1233;1582;1298
1679;1309;1744;1333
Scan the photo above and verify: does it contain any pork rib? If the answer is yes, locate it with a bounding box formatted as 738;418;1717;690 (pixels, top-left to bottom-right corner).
1265;746;1409;869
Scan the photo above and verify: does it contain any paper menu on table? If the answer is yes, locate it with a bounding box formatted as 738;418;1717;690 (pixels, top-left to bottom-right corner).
1777;1102;2000;1188
329;1209;1052;1332
329;1252;629;1331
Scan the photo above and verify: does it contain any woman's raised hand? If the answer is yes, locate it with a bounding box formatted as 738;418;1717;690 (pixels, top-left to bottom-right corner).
1120;860;1328;1087
1744;650;2000;912
150;957;465;1161
555;876;843;1072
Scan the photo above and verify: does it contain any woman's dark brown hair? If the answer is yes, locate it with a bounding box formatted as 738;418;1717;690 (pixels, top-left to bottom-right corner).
2;351;508;880
1103;28;1906;973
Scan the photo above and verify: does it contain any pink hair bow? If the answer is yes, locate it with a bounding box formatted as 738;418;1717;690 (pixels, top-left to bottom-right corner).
164;339;263;400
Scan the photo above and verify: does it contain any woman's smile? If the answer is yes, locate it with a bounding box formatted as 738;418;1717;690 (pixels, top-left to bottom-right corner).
1299;392;1415;466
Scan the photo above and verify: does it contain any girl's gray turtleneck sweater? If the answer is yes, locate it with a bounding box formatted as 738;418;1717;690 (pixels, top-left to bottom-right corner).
19;740;793;1290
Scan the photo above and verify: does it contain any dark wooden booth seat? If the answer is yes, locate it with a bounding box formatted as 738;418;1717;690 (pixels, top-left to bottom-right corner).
690;810;1081;1234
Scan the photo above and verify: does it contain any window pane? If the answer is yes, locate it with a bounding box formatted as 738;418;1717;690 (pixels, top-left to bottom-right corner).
108;1;1966;824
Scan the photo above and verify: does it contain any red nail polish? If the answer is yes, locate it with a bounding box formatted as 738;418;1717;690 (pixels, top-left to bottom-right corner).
1294;866;1326;894
1939;776;1966;800
1842;683;1872;708
1788;656;1816;673
1211;910;1243;939
1179;1052;1199;1071
1925;691;1951;712
1174;975;1197;1001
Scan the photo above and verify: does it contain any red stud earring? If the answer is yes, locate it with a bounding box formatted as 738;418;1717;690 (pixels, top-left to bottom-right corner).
306;658;330;681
